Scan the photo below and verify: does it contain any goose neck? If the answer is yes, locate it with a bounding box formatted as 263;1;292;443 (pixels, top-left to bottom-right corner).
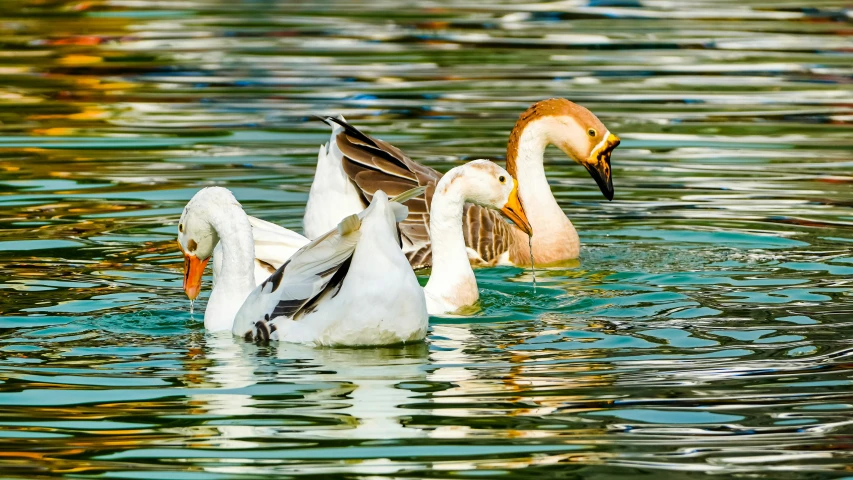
509;118;574;236
424;180;477;307
209;206;255;288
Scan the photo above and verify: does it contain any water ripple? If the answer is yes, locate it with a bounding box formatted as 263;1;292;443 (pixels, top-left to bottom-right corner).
0;0;851;478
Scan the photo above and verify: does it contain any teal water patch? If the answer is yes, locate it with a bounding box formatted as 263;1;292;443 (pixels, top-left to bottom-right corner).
0;430;70;438
780;262;853;276
669;307;722;318
13;373;170;388
722;288;845;304
774;419;816;425
800;404;852;410
641;328;719;348
0;239;82;251
585;409;744;424
0;382;339;406
511;330;659;351
0;179;111;192
585;227;809;249
0;420;153;430
23;292;157;313
777;315;818;325
97;444;585;461
788;346;817;356
755;334;803;344
0;315;78;329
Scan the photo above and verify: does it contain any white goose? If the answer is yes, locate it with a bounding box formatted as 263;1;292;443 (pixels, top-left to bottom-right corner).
177;161;531;345
416;160;531;314
178;186;422;336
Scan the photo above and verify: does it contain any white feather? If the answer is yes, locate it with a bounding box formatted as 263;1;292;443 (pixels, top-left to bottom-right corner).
212;215;309;286
302;115;365;239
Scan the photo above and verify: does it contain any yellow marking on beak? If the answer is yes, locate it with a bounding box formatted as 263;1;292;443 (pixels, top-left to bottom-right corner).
586;131;620;201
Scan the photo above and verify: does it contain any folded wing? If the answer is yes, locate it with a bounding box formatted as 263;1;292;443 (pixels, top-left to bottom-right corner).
248;215;310;271
231;213;362;339
326;117;515;268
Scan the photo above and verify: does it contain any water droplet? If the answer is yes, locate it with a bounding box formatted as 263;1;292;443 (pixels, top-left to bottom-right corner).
529;236;536;293
190;299;194;315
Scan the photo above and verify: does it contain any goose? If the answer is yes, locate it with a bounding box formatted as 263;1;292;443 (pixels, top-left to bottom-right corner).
178;161;531;345
178;186;421;335
303;98;620;268
179;198;309;306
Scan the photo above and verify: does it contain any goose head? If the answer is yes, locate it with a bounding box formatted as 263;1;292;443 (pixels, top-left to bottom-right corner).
177;187;229;300
507;98;620;200
444;160;533;235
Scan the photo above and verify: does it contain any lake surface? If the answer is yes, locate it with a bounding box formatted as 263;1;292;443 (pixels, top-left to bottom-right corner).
0;0;852;478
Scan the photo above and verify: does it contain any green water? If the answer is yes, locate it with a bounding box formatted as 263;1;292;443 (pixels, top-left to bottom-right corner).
0;0;852;478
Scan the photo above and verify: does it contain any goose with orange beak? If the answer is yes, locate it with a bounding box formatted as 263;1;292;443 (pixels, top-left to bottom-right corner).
177;160;533;340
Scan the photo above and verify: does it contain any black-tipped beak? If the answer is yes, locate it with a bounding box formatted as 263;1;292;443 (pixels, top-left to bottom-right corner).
587;164;614;201
586;133;619;201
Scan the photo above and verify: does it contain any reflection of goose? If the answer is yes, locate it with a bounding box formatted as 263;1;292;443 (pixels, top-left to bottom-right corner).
185;332;262;448
304;99;620;267
187;341;430;477
273;343;429;440
426;324;480;439
428;323;593;442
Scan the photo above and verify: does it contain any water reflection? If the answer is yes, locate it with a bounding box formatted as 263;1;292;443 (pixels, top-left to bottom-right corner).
188;334;430;441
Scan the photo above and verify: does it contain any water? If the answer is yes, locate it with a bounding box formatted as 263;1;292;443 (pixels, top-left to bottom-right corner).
0;0;851;477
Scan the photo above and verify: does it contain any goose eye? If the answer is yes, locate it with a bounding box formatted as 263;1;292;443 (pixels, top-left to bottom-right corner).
498;175;506;183
179;223;184;233
588;129;596;137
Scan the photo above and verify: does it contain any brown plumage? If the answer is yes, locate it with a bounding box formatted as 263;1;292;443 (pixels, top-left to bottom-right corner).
328;117;514;270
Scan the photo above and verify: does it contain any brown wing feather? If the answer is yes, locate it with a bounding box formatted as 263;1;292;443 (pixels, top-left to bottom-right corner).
326;117;515;269
462;204;514;266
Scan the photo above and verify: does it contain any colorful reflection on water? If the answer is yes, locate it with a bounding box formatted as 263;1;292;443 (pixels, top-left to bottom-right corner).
0;0;851;478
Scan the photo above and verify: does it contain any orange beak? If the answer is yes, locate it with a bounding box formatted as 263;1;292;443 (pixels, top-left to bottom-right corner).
182;253;209;300
501;179;533;236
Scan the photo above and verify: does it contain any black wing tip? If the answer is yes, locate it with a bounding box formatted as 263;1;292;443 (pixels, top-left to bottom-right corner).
313;114;352;130
323;116;374;144
312;115;349;130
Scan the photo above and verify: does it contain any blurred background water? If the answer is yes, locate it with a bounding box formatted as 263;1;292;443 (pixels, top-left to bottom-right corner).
0;0;852;478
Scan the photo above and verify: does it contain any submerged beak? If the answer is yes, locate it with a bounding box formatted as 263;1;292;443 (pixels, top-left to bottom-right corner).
182;252;209;301
501;179;533;236
585;132;620;201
